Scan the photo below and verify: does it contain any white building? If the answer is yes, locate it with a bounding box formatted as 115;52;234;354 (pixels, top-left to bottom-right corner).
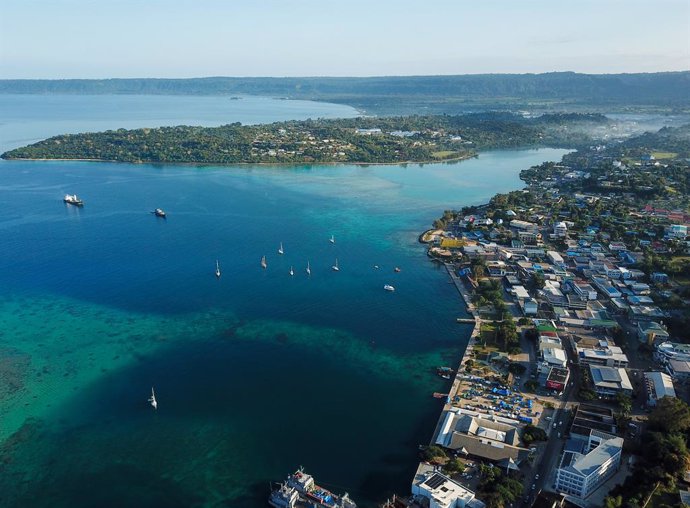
589;365;633;397
412;466;485;508
644;371;676;406
555;432;623;499
547;250;564;265
554;221;568;237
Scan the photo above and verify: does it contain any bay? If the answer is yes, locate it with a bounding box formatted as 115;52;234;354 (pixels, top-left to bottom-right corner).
0;94;569;507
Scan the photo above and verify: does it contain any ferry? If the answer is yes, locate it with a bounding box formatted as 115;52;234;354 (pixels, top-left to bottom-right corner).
63;194;84;206
383;285;395;292
285;467;357;508
153;208;166;218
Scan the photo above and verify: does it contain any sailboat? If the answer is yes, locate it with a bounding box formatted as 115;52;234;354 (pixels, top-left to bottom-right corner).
332;258;340;272
149;387;158;410
278;242;284;255
306;261;311;276
329;234;335;244
261;255;267;269
289;266;294;276
215;260;221;278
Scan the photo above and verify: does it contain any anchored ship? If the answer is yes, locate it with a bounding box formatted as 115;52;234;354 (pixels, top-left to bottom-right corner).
269;467;357;508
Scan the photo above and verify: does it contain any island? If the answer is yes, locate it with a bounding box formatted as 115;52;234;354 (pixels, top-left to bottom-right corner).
1;112;608;165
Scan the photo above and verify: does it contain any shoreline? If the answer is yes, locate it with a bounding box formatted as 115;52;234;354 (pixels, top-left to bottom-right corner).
427;263;481;445
0;152;478;167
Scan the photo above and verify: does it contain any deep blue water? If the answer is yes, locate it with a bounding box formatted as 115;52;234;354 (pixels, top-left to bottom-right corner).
0;94;570;507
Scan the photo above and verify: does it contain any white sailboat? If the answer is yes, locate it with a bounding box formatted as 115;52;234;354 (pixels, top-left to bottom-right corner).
149;387;158;410
332;258;340;272
215;260;221;278
329;234;335;244
289;266;294;276
306;261;311;276
278;242;284;255
261;255;267;269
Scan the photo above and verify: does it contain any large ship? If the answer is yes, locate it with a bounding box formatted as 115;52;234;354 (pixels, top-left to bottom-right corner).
270;467;356;508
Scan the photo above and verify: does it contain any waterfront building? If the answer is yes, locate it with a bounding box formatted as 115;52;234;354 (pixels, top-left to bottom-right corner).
555;432;623;499
435;410;530;463
412;464;485;508
643;371;676;406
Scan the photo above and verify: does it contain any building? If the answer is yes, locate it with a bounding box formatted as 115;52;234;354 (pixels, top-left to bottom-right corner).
644;371;676;407
637;321;669;346
576;339;629;368
554;222;568;237
547;250;565;265
521;298;538;316
546;367;570;392
412;465;485;508
435;409;530;463
543;348;568;368
668;359;690;380
555;432;623;499
651;272;669;284
668;224;688;239
510;219;539;232
570;404;617;440
569;280;598;301
588;365;633;398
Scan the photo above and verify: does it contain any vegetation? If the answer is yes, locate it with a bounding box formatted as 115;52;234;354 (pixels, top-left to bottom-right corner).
419;445;448;464
606;398;690;507
2;72;688;115
2;112;609;165
476;464;524;508
522;424;547;444
442;458;466;475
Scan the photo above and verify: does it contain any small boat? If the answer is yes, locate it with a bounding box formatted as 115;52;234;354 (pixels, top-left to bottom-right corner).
374;265;379;269
329;235;335;244
289;266;294;276
433;392;449;399
149;387;158;410
437;367;453;379
332;258;339;272
384;284;395;292
153;208;166;218
261;256;267;269
278;242;284;255
215;260;221;278
306;261;311;276
394;267;401;273
63;194;84;206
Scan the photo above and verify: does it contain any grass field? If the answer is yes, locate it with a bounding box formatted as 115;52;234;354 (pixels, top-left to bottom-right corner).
651;151;678;159
431;150;459;159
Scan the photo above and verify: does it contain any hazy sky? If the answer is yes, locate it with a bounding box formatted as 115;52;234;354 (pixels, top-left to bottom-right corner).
1;0;688;78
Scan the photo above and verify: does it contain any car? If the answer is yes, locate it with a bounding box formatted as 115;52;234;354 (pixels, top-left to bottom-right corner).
531;484;536;490
557;432;561;438
535;474;539;479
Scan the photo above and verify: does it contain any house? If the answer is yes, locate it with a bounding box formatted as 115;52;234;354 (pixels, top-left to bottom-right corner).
637;321;669;346
668;224;688;239
546;367;570;392
577;339;629;368
547;251;565;266
644;371;676;406
569;280;598;301
555;432;623;499
588;365;633;397
412;464;485;508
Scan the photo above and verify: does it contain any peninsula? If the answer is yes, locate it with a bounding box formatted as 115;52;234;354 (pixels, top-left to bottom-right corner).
1;112;607;165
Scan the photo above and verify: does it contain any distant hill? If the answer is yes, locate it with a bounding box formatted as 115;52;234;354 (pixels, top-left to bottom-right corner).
1;72;688;115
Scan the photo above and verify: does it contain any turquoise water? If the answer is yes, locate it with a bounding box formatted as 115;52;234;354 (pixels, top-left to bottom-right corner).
0;94;570;507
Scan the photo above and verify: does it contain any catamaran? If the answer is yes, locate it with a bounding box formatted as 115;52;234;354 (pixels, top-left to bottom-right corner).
261;255;267;269
278;242;284;255
215;260;221;278
149;387;158;410
332;258;339;272
306;261;311;276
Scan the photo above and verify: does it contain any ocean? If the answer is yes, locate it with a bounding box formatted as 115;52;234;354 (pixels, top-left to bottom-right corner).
0;93;570;507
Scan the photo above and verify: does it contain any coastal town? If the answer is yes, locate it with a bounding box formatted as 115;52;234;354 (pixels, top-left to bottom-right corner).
377;126;690;508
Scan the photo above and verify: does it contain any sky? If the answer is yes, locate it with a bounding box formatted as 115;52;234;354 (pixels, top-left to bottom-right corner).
1;0;688;78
